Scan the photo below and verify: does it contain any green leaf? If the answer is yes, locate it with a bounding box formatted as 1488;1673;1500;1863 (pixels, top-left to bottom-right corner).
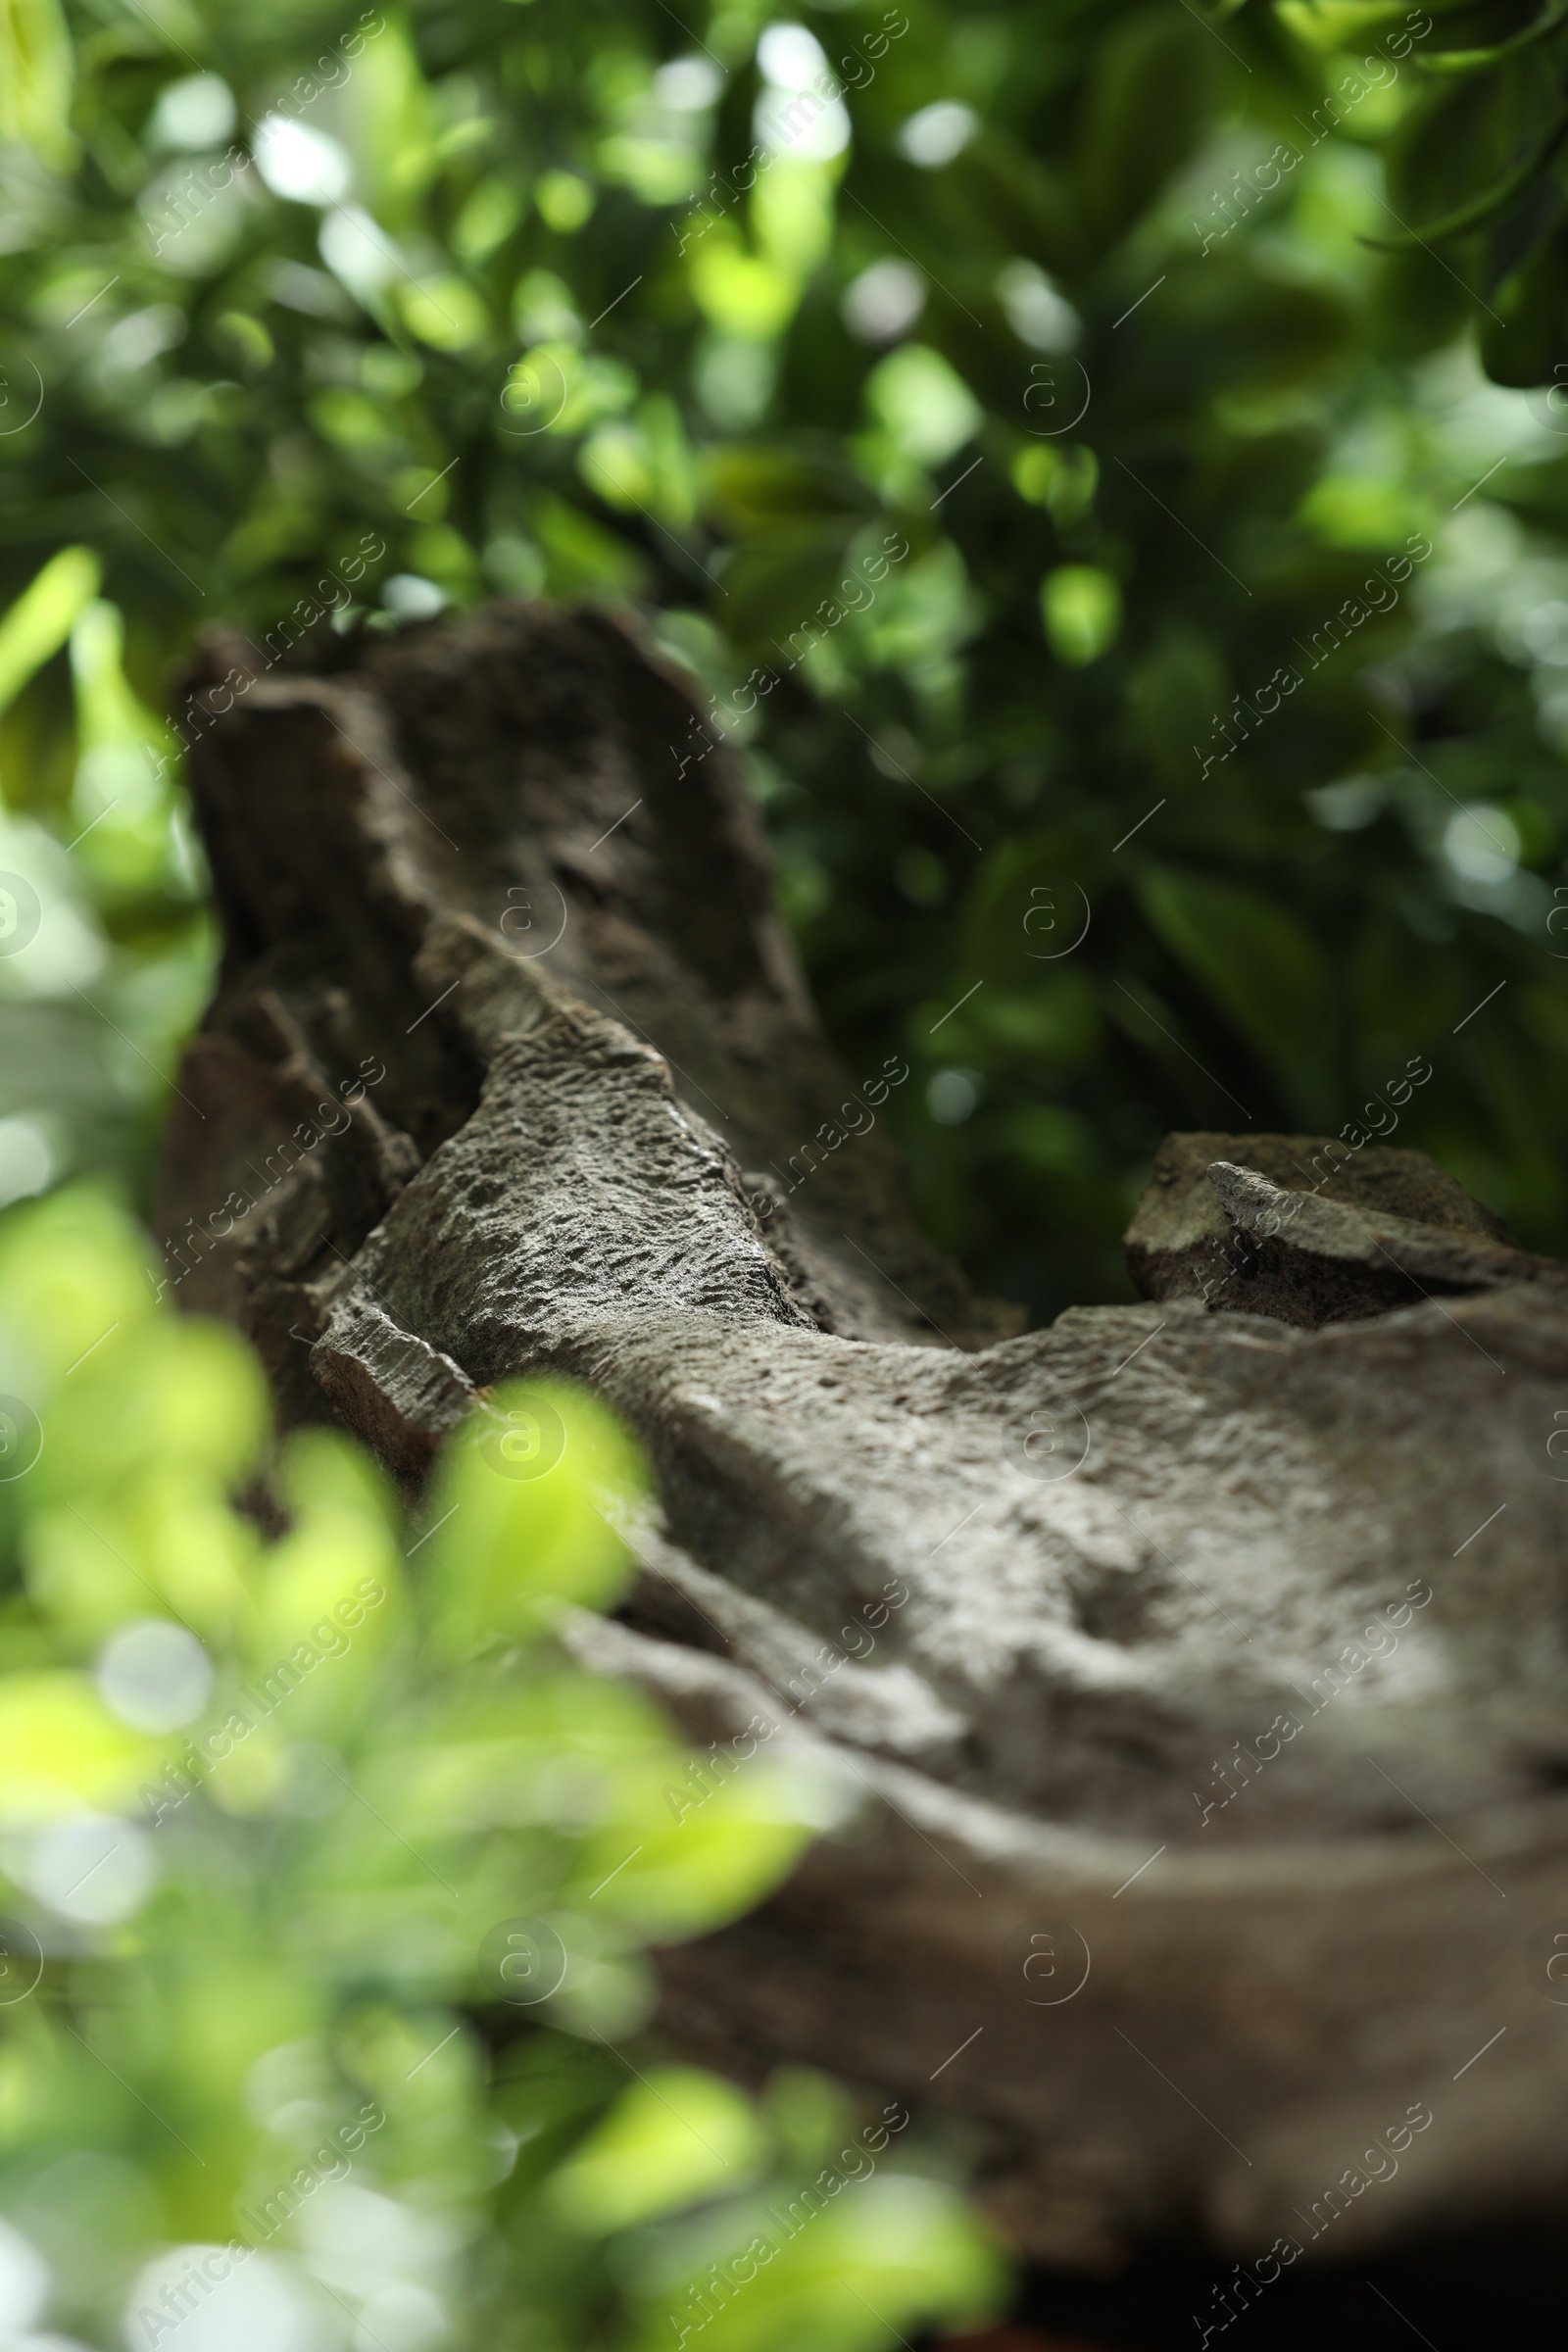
37;1316;269;1507
572;1747;842;1936
1137;866;1333;1069
862;346;981;467
1364;110;1568;247
1074;5;1220;245
548;2067;766;2231
0;548;100;715
1480;235;1568;386
1417;0;1568;75
421;1379;647;1648
1041;565;1121;664
0;1670;154;1821
0;1187;156;1385
631;2175;1008;2352
0;0;74;169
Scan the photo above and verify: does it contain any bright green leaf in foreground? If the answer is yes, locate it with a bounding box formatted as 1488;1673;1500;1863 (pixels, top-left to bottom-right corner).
422;1376;650;1647
550;2067;766;2231
0;1197;1007;2350
0;549;100;718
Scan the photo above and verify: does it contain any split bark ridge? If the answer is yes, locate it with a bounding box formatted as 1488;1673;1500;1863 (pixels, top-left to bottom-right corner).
160;603;1568;2269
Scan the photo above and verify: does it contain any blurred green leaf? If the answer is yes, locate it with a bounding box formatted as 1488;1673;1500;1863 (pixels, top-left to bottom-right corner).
0;551;100;718
549;2067;765;2231
0;0;74;168
422;1378;648;1648
1138;866;1334;1076
0;1193;1007;2349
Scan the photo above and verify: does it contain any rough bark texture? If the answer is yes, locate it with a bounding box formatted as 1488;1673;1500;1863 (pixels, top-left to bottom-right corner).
161;603;1568;2273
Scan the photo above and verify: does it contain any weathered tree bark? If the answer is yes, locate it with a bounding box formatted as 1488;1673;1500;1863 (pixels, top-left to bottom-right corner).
159;603;1568;2272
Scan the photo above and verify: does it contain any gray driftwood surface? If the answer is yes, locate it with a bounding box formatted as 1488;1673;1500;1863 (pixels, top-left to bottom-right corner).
158;602;1568;2272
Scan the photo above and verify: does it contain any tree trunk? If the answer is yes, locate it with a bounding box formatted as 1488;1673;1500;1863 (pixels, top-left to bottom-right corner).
158;602;1568;2272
